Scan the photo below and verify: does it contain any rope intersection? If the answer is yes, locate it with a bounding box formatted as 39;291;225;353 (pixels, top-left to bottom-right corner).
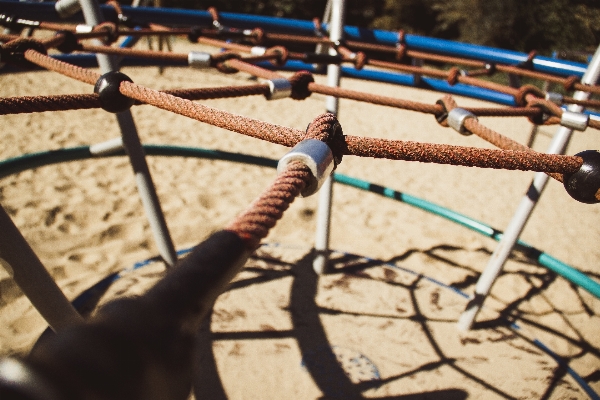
1;10;599;249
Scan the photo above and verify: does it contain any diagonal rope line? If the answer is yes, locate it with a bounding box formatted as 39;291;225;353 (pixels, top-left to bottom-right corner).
225;160;312;250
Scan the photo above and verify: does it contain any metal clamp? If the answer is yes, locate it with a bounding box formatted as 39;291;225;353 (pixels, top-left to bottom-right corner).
188;51;211;69
277;139;334;197
250;46;267;56
0;358;62;400
265;78;292;100
75;24;93;34
545;91;564;106
55;0;81;19
89;137;124;156
447;108;477;135
561;111;589;131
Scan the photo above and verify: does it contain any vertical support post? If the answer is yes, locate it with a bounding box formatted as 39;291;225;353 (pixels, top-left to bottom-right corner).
78;0;177;267
312;0;345;275
0;206;83;331
457;45;600;331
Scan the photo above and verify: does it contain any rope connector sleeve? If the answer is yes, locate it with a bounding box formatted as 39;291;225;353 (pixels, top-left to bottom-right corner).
447;108;476;136
264;78;292;100
188;51;211;69
277;139;334;197
75;24;93;33
561;111;589;131
250;46;267;56
55;0;81;19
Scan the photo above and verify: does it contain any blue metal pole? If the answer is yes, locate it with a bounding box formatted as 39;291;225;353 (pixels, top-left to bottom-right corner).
0;0;588;77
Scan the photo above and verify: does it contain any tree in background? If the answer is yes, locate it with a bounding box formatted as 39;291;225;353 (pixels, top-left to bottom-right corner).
371;0;600;56
160;0;599;56
161;0;384;29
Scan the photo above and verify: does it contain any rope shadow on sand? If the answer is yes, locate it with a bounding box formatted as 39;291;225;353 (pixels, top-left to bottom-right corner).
185;244;597;399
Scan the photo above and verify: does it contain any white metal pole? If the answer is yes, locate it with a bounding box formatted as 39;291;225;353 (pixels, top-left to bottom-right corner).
78;0;177;267
312;0;345;275
0;206;83;331
457;45;600;331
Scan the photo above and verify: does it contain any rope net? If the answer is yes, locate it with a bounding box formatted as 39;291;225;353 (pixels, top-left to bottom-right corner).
0;5;599;399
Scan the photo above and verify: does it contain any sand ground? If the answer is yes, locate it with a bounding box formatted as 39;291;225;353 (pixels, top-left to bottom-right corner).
0;38;599;399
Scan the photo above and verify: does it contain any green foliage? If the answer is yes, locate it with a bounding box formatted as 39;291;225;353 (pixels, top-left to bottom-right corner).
159;0;599;55
371;0;600;55
161;0;384;28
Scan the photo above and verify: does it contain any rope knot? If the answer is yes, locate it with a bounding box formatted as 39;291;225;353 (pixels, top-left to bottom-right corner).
265;46;288;67
515;84;545;107
434;95;457;127
305;113;345;167
0;38;47;68
93;22;118;45
525;97;563;125
211;51;242;73
249;28;264;45
563;75;579;91
288;70;314;100
446;67;461;86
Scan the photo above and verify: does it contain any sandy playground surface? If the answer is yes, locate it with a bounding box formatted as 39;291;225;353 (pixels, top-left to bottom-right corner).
0;39;599;399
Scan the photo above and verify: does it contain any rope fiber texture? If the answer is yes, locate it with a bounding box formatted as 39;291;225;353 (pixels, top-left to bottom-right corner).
225;160;312;250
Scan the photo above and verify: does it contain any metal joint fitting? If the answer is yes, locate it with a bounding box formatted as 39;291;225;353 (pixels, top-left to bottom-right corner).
75;24;93;34
447;108;477;136
250;46;266;56
188;51;211;69
55;0;81;19
561;111;589;131
0;358;62;400
545;91;564;106
89;137;124;156
277;139;334;197
265;78;292;100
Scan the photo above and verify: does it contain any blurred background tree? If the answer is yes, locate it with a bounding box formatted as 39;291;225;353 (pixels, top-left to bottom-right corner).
159;0;600;57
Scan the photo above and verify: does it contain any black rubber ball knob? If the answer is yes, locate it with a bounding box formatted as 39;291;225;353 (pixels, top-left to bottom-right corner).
563;150;600;204
94;71;135;113
188;26;202;43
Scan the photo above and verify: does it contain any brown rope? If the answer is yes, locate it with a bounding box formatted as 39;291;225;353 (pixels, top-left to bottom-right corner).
23;49;100;85
439;95;566;182
162;85;270;101
119;80;305;147
0;85;269;115
343;136;581;173
79;44;188;63
0;94;101;114
11;43;586;177
222;58;283;80
118;80;581;174
225;160;311;250
308;82;439;115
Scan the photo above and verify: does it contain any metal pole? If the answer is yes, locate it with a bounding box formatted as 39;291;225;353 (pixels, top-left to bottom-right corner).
0;206;83;331
457;44;600;331
78;0;177;267
313;0;344;275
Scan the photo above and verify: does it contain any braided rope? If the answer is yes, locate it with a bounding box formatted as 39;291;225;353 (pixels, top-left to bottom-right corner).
0;94;101;114
225;161;312;250
23;49;100;85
